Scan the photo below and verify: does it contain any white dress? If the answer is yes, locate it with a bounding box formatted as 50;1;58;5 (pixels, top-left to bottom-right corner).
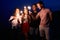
9;15;22;29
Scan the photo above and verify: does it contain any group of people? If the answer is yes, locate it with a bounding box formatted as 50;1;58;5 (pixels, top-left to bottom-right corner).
9;1;52;40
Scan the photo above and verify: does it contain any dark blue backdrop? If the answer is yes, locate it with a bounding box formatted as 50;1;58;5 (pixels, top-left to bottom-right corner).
0;0;60;29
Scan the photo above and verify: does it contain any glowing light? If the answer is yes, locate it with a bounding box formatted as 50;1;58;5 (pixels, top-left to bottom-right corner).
20;10;23;14
28;6;31;10
24;6;26;8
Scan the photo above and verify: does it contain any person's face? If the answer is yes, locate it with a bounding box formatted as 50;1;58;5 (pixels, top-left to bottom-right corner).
24;8;28;15
15;8;20;14
32;5;36;11
36;3;42;9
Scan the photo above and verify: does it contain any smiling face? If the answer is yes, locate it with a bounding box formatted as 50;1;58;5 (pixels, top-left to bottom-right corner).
36;2;44;10
24;8;28;15
32;5;37;11
15;8;20;14
37;3;41;9
14;8;20;16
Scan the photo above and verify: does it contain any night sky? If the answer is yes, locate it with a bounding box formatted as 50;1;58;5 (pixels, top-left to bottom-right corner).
0;0;60;26
1;0;60;11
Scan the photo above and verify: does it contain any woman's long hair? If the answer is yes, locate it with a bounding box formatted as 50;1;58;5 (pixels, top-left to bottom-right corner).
13;8;20;16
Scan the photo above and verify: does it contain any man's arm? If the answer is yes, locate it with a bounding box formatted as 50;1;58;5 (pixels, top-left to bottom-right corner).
36;13;40;19
29;11;35;20
49;10;52;21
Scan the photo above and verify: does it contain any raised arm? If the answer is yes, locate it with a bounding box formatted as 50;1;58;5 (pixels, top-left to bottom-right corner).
9;16;14;21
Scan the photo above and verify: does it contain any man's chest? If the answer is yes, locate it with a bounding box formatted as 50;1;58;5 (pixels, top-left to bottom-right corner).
39;10;48;18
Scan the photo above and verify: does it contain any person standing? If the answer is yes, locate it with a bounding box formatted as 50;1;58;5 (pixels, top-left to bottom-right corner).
22;7;31;40
36;1;52;40
9;8;22;29
9;8;23;40
29;4;39;40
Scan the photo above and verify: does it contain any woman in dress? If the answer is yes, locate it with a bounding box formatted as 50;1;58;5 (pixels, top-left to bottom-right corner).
9;8;22;29
22;7;31;40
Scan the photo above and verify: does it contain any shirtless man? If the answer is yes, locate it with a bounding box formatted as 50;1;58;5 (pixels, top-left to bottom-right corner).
36;1;52;40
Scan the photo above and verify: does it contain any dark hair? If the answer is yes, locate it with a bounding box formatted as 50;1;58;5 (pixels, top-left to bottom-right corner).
31;3;37;11
37;1;44;7
32;3;37;7
37;1;44;5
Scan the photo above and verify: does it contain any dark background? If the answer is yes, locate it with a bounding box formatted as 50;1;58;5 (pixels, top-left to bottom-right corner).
0;0;60;40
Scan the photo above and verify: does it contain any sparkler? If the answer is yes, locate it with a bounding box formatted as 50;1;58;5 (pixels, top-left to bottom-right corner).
28;6;31;10
24;6;26;9
20;10;23;14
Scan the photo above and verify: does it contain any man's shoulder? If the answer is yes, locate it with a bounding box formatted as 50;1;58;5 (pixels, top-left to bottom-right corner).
45;8;50;11
45;8;51;13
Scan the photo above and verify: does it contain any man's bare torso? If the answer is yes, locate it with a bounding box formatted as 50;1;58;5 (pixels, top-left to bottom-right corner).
38;8;51;27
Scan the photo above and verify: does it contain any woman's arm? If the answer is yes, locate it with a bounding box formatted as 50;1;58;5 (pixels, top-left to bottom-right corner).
18;16;23;24
9;16;14;21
